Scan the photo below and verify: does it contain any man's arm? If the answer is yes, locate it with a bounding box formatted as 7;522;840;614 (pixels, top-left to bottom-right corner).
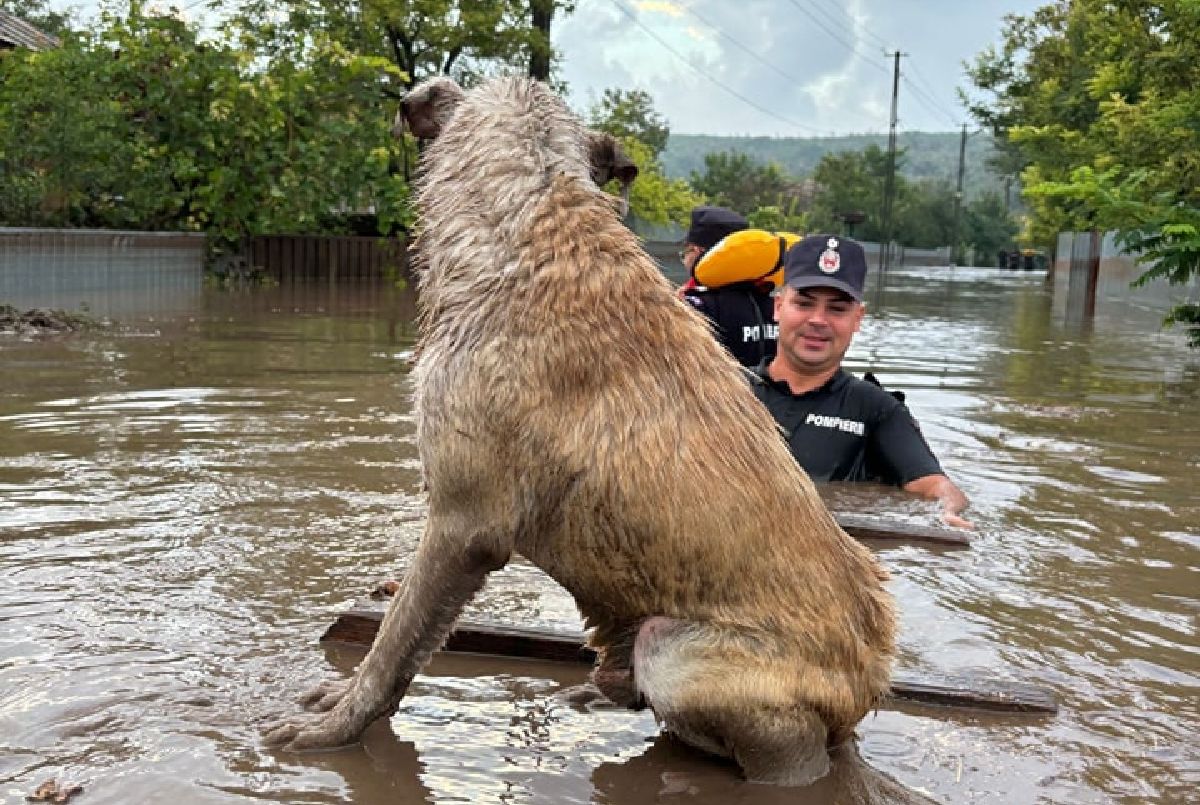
868;396;974;529
904;473;973;530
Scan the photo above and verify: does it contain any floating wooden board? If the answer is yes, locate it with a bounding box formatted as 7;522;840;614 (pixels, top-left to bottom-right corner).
833;513;971;547
321;608;1056;715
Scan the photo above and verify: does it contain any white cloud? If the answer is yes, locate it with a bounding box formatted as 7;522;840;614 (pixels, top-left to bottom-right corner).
555;0;1044;136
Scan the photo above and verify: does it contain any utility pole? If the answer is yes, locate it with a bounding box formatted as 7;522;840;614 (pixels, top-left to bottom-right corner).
952;122;968;266
879;51;905;277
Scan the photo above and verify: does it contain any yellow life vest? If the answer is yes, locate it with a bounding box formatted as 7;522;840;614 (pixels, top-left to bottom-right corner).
692;229;803;289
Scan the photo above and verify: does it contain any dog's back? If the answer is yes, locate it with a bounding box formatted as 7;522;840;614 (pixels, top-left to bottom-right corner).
411;77;895;783
265;77;895;787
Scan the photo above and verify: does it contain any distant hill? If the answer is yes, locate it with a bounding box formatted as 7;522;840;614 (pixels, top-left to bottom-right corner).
661;131;1008;200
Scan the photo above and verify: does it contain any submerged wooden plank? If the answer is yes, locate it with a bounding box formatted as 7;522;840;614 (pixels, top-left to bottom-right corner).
320;610;1056;715
833;513;971;547
885;672;1059;714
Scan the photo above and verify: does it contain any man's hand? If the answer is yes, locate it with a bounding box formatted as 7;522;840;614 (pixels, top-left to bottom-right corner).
903;474;974;530
941;511;974;530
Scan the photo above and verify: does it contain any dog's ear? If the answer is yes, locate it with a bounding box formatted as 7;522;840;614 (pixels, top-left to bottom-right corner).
396;77;466;140
586;131;638;216
586;131;639;189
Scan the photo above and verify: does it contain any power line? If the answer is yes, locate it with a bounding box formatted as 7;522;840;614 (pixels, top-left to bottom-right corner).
672;2;885;131
606;0;829;135
904;58;964;123
180;0;217;17
677;3;801;86
905;58;950;108
900;75;961;127
796;0;892;53
787;0;963;128
614;1;957;136
782;0;890;77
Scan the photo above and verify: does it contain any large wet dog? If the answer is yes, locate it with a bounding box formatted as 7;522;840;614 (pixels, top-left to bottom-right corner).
266;76;896;786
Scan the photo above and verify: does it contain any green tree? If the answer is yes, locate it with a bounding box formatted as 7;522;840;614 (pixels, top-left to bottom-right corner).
0;10;409;244
807;146;1014;252
586;88;699;225
806;145;893;241
587;88;669;158
688;150;793;219
227;0;574;90
746;201;806;235
964;191;1019;266
617;137;704;227
966;0;1200;342
896;179;956;250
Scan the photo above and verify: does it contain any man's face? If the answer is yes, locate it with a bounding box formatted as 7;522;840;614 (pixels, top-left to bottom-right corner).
680;243;703;272
774;286;865;372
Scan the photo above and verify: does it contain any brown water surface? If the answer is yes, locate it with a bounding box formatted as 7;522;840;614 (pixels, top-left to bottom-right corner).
1;269;1197;804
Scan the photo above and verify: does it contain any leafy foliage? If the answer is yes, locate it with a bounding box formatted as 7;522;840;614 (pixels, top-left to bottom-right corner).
0;10;409;247
966;0;1200;339
616;137;703;227
587;88;669;158
226;0;574;90
0;0;581;255
746;201;806;235
898;179;957;252
964;190;1020;267
586;86;700;227
686;143;1015;256
688;151;794;220
804;145;891;241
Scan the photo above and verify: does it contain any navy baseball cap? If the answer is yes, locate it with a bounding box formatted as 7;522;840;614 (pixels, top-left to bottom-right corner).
783;235;867;301
685;206;748;250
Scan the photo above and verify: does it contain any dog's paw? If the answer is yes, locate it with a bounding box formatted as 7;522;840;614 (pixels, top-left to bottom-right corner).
262;712;358;752
296;677;352;712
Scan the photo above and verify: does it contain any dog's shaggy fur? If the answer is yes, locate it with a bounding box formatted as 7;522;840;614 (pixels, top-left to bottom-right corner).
266;76;896;787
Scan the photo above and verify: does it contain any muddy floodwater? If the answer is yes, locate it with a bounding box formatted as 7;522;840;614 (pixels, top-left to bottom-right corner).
1;268;1197;804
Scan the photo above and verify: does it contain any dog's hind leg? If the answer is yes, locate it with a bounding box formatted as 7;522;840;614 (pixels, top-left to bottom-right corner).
632;616;832;787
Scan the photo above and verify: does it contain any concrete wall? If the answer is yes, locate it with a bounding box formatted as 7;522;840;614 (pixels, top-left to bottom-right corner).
1053;230;1200;328
887;242;953;268
0;228;205;317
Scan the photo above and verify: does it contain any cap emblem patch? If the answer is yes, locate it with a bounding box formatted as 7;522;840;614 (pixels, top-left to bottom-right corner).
819;238;841;274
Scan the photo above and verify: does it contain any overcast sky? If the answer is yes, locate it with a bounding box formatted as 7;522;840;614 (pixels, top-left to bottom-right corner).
555;0;1044;137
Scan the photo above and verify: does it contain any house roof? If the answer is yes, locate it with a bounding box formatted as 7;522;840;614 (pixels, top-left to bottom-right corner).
0;11;59;51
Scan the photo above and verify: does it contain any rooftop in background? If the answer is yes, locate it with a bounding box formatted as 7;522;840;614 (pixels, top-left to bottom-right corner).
0;11;60;51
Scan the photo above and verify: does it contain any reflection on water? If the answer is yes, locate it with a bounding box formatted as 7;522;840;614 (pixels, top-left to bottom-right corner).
1;270;1197;804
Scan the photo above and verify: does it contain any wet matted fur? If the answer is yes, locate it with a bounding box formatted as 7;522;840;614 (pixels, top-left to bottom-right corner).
266;76;896;787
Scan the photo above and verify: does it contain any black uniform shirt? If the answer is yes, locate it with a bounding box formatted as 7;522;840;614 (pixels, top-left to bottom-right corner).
683;282;778;367
748;364;943;485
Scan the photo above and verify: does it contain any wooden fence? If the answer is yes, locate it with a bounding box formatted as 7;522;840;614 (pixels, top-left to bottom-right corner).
248;234;409;283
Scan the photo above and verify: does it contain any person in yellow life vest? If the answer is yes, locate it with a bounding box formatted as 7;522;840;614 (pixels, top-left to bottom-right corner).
678;206;778;367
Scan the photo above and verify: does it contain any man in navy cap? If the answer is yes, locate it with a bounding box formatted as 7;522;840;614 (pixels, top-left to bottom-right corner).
679;205;778;367
748;234;972;528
